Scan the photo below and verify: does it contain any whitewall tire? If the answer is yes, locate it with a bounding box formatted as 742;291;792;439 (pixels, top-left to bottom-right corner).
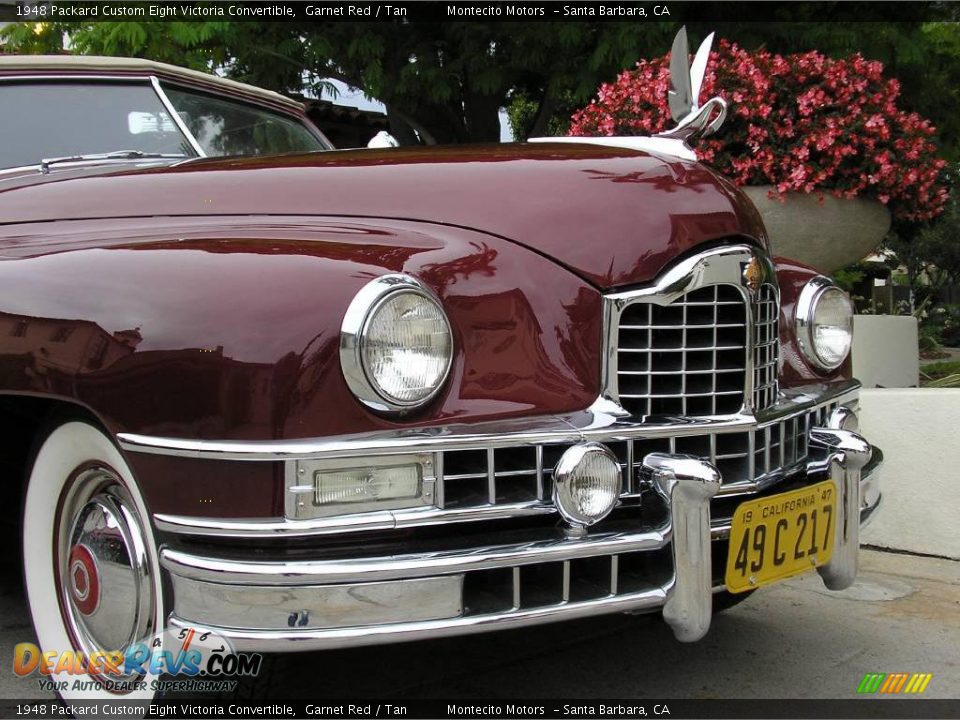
22;421;163;701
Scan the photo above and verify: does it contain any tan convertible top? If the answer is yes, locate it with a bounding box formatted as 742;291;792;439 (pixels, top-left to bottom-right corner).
0;54;303;113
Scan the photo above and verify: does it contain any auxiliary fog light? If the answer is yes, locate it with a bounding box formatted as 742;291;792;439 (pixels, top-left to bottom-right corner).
553;442;622;531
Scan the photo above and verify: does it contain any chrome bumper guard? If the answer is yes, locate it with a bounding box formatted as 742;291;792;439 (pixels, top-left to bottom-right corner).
161;424;881;651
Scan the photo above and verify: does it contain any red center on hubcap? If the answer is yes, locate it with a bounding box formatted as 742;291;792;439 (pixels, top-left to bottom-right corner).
68;544;100;616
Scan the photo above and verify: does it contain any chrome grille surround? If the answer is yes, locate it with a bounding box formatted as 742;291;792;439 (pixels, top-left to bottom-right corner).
602;244;780;419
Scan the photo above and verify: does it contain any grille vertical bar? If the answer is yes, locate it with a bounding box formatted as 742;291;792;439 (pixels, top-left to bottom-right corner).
752;283;780;411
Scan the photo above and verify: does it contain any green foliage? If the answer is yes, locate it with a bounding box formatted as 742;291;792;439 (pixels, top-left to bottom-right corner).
920;359;960;387
3;17;959;151
832;266;867;293
885;195;960;294
922;304;960;347
918;324;944;354
0;20;678;144
926;374;960;387
506;89;573;142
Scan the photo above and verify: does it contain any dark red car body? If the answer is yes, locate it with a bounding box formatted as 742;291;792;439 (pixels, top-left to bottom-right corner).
3;59;880;688
0;144;837;518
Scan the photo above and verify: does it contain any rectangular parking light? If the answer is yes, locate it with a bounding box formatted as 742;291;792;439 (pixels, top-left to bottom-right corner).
288;453;435;519
314;463;422;506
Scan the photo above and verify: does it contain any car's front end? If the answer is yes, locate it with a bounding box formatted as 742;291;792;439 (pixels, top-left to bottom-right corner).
118;241;881;651
1;143;881;701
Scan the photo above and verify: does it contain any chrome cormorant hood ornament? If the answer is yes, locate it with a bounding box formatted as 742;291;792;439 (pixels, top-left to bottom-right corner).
657;26;727;144
531;26;728;161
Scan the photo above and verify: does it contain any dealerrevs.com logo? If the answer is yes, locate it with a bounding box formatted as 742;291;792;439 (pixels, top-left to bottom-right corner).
13;627;263;694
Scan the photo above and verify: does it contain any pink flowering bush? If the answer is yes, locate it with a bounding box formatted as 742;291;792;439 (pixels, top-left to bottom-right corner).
569;40;950;221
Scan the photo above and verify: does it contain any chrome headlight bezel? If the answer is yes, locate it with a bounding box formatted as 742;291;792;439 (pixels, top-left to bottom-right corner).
340;274;453;414
795;277;854;372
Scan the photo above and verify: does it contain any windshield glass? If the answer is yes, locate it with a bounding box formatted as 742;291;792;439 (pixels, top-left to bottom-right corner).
0;81;195;170
162;85;326;157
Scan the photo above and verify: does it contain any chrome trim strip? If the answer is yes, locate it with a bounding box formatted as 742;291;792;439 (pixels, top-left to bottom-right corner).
150;76;206;157
121;380;860;462
167;585;668;652
155;501;557;538
171;574;464;633
0;74;153;83
159;525;671;586
1;157;184;177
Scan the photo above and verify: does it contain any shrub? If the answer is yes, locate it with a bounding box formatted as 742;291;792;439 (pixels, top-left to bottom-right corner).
569;40;950;221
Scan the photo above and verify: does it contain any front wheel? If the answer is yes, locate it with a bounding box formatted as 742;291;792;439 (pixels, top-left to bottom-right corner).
22;421;164;701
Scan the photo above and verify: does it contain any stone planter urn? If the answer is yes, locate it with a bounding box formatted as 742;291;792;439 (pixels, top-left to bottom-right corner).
741;185;891;273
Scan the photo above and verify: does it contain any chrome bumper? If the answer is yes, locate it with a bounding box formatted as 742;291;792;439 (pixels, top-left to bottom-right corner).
161;426;882;652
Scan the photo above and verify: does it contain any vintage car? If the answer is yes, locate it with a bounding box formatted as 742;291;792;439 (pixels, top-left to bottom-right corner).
0;45;881;701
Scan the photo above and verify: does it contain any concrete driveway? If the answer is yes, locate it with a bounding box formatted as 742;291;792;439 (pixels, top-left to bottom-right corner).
2;389;958;701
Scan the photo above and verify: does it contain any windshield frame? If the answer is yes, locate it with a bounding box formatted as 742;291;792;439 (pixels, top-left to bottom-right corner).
0;72;332;174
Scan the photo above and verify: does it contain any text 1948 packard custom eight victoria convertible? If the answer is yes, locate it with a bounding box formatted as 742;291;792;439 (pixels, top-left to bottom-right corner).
0;34;881;701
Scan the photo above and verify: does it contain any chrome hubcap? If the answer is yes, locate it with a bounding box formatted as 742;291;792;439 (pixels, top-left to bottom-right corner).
57;468;154;662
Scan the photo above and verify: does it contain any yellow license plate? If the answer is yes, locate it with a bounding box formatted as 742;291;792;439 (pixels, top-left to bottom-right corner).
725;480;836;593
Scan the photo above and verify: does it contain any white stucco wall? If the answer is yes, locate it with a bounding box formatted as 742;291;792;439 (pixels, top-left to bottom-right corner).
851;315;919;388
858;388;960;560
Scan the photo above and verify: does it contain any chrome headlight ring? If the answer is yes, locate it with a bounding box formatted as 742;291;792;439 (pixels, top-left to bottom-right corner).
340;274;454;414
795;276;854;372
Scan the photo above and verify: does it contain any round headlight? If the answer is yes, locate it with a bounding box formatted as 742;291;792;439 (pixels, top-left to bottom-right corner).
796;278;854;371
341;275;453;413
553;443;622;529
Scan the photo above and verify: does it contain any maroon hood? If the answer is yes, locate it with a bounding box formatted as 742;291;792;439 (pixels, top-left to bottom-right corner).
0;143;767;289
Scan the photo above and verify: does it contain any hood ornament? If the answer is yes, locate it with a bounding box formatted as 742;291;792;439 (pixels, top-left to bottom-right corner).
656;27;728;145
529;26;727;161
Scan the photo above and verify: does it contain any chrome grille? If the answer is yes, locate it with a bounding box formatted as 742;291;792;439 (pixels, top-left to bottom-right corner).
752;283;780;411
616;285;747;417
462;547;673;615
436;402;839;510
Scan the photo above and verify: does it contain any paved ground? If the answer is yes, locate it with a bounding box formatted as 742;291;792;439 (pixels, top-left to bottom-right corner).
2;393;957;702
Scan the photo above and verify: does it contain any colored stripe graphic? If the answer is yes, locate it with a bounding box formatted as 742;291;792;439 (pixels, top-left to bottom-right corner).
911;674;933;694
858;673;932;695
857;673;885;694
893;673;909;693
